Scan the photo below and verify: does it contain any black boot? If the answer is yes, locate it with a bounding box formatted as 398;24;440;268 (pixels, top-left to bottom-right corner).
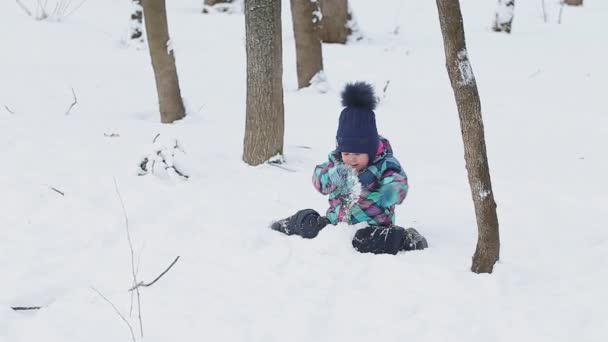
271;209;329;239
352;225;428;255
401;227;428;251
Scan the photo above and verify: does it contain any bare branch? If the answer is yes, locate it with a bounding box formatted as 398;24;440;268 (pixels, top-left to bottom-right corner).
15;0;32;17
65;87;78;115
129;256;180;291
11;306;41;311
50;186;65;196
4;105;15;114
152;133;161;143
113;178;144;337
91;287;136;342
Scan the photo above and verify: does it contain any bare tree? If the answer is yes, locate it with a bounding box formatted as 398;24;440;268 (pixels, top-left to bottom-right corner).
243;0;285;165
319;0;352;44
142;0;186;123
130;0;144;42
290;0;324;89
564;0;583;6
492;0;515;33
436;0;500;273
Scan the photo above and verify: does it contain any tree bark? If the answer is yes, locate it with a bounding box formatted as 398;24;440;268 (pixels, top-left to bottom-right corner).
142;0;186;123
130;0;144;41
291;0;324;89
435;0;500;274
492;0;514;34
564;0;583;6
319;0;351;44
243;0;285;165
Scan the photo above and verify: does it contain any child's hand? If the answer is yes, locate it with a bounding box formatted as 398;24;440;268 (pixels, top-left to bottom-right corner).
328;164;361;197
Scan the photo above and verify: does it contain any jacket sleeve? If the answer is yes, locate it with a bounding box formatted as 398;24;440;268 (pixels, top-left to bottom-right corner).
312;159;339;195
348;168;409;225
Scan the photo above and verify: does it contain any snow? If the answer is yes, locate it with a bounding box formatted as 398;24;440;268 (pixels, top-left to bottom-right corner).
1;0;607;341
457;48;475;86
494;0;515;25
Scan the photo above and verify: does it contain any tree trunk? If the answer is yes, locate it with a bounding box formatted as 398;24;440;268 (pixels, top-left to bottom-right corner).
492;0;514;34
290;0;324;89
130;0;144;41
319;0;351;44
243;0;285;166
435;0;500;274
142;0;186;124
564;0;583;6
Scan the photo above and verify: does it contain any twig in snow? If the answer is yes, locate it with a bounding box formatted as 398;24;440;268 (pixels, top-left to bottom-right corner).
293;145;311;150
113;178;144;338
4;105;15;114
129;256;180;291
381;80;391;102
267;161;296;172
50;186;65;196
65;87;77;115
541;0;547;23
15;0;33;17
11;306;41;311
91;287;136;342
152;133;161;143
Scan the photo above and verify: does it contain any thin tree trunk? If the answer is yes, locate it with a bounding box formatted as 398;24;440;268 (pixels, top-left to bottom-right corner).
564;0;583;6
243;0;285;165
436;0;500;274
291;0;324;89
130;0;144;41
319;0;351;44
492;0;514;34
142;0;186;123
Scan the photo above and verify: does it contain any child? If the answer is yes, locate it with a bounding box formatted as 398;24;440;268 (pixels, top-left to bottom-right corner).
271;82;427;255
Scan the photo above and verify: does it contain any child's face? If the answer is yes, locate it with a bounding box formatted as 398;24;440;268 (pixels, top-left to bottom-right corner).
341;152;369;172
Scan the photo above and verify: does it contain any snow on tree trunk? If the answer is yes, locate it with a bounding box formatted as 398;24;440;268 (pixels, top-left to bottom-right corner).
130;0;144;41
290;0;324;89
492;0;515;34
243;0;285;166
436;0;500;274
142;0;186;123
565;0;583;6
319;0;352;44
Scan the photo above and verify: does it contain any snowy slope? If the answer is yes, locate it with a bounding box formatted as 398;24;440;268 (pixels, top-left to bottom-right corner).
1;0;607;341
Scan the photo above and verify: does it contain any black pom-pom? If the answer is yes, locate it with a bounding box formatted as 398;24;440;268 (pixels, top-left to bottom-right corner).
341;82;377;110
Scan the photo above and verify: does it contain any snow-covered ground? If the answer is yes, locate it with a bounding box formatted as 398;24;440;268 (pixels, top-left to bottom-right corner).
1;0;607;341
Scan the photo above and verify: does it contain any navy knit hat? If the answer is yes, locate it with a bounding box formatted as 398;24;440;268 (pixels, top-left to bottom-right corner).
336;82;379;164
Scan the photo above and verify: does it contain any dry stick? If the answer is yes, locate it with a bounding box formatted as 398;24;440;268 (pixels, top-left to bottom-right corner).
65;88;77;115
15;0;32;17
91;287;136;342
113;178;144;338
50;186;65;196
129;256;180;291
4;105;15;114
541;0;547;23
152;133;161;143
11;306;41;311
65;0;89;19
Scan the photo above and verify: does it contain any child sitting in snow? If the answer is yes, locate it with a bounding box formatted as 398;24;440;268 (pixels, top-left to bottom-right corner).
271;82;427;255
